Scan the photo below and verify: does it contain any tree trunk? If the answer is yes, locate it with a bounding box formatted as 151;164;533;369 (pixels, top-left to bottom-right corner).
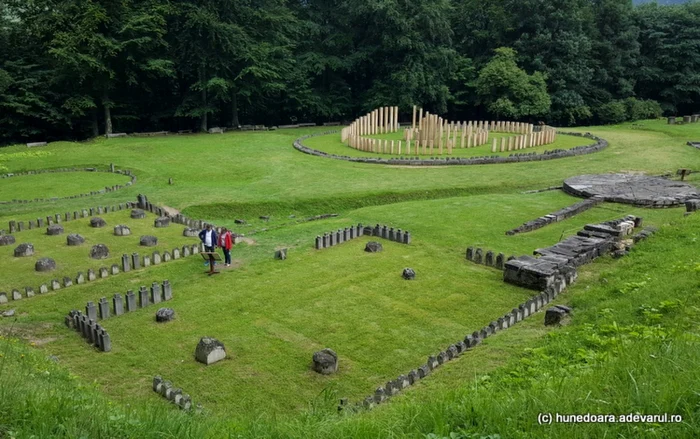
230;91;240;128
91;110;99;138
103;92;113;135
200;65;208;132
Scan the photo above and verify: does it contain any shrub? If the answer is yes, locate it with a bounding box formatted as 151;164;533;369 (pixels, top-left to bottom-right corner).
595;100;627;125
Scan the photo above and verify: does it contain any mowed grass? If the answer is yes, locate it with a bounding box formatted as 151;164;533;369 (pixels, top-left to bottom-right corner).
0;119;697;223
304;130;592;158
0;118;697;434
0;188;689;417
0;209;199;293
0;171;131;202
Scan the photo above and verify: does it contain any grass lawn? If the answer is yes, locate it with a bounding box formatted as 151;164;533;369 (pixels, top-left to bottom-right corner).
304;130;593;158
0;118;698;437
0;171;131;202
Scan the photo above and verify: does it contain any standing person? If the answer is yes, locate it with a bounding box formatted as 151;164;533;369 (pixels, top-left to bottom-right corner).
198;224;218;266
218;227;233;267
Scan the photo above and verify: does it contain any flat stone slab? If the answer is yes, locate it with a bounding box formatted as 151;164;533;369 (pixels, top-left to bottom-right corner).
563;174;698;207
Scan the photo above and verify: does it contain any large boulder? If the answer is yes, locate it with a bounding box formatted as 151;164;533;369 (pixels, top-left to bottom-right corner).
156;308;175;323
154;217;170;228
183;228;199;237
114;225;131;236
90;244;110;260
364;241;383;253
0;235;16;246
402;268;416;280
131;209;146;219
194;337;226;365
140;235;158;247
312;348;338;375
47;225;64;235
14;243;34;257
90;217;106;228
35;257;57;272
66;234;85;246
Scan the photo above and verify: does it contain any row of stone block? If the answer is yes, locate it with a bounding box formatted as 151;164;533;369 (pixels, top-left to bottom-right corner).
7;202;137;233
153;377;198;411
505;197;602;235
0;167;135;205
65;310;112;352
355;283;567;411
65;281;172;328
0;245;199;305
119;245;201;273
315;224;411;249
466;247;513;270
668;115;700;124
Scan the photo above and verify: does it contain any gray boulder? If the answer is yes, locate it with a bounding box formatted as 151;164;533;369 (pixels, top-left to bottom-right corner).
90;244;110;260
545;306;572;326
402;268;416;280
66;234;85;246
35;258;57;272
195;337;227;365
183;228;198;237
2;309;15;317
0;235;16;246
312;348;338;375
47;225;64;235
90;217;106;228
140;235;158;247
114;225;131;236
14;243;34;257
156;308;175;322
131;209;146;219
365;241;383;253
154;217;170;228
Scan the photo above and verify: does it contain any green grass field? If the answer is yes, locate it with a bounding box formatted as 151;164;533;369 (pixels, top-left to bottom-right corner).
0;119;698;438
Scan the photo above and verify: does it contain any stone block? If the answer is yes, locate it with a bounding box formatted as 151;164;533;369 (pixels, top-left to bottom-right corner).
495;253;505;269
126;290;136;312
113;294;124;316
51;279;61;291
485;251;494;267
121;254;131;272
139;286;149;308
151;282;162;304
163;251;171;262
75;272;85;284
63;277;72;287
275;248;287;260
87;269;96;281
195;337;227;365
98;297;110;319
39;284;48;294
163;280;172;300
111;264;119;275
132;253;141;269
90;244;109;260
152;251;161;265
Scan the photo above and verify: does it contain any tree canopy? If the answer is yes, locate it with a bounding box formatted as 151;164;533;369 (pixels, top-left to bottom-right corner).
1;0;699;144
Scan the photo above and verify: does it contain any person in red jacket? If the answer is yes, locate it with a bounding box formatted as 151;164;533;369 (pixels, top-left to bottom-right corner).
218;227;233;267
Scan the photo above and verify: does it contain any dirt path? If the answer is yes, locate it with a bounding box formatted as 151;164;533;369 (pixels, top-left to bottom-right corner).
161;205;181;216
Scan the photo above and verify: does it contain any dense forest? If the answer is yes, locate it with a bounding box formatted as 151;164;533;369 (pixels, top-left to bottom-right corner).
1;0;700;144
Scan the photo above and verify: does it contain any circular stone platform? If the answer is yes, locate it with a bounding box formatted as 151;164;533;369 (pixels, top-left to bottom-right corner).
563;174;699;207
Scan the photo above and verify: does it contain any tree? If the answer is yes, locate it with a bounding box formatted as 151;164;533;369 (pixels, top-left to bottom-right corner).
511;0;596;125
475;47;551;119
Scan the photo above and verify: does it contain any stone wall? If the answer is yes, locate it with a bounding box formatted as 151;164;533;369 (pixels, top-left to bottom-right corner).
63;281;172;353
294;131;608;167
505;197;603;235
315;223;411;249
7;200;138;234
0;165;136;205
465;247;513;270
152;376;199;412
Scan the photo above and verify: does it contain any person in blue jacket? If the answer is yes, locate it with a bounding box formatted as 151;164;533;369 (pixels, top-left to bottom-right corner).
198;224;218;265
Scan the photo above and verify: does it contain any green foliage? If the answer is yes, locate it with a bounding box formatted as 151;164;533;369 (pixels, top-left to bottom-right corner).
475;47;551;119
596;100;628;124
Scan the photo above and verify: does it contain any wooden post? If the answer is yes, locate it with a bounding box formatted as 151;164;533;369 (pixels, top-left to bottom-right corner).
500;137;506;152
412;106;417;130
418;108;424;130
492;138;497;153
391;140;394;155
407;140;411;155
